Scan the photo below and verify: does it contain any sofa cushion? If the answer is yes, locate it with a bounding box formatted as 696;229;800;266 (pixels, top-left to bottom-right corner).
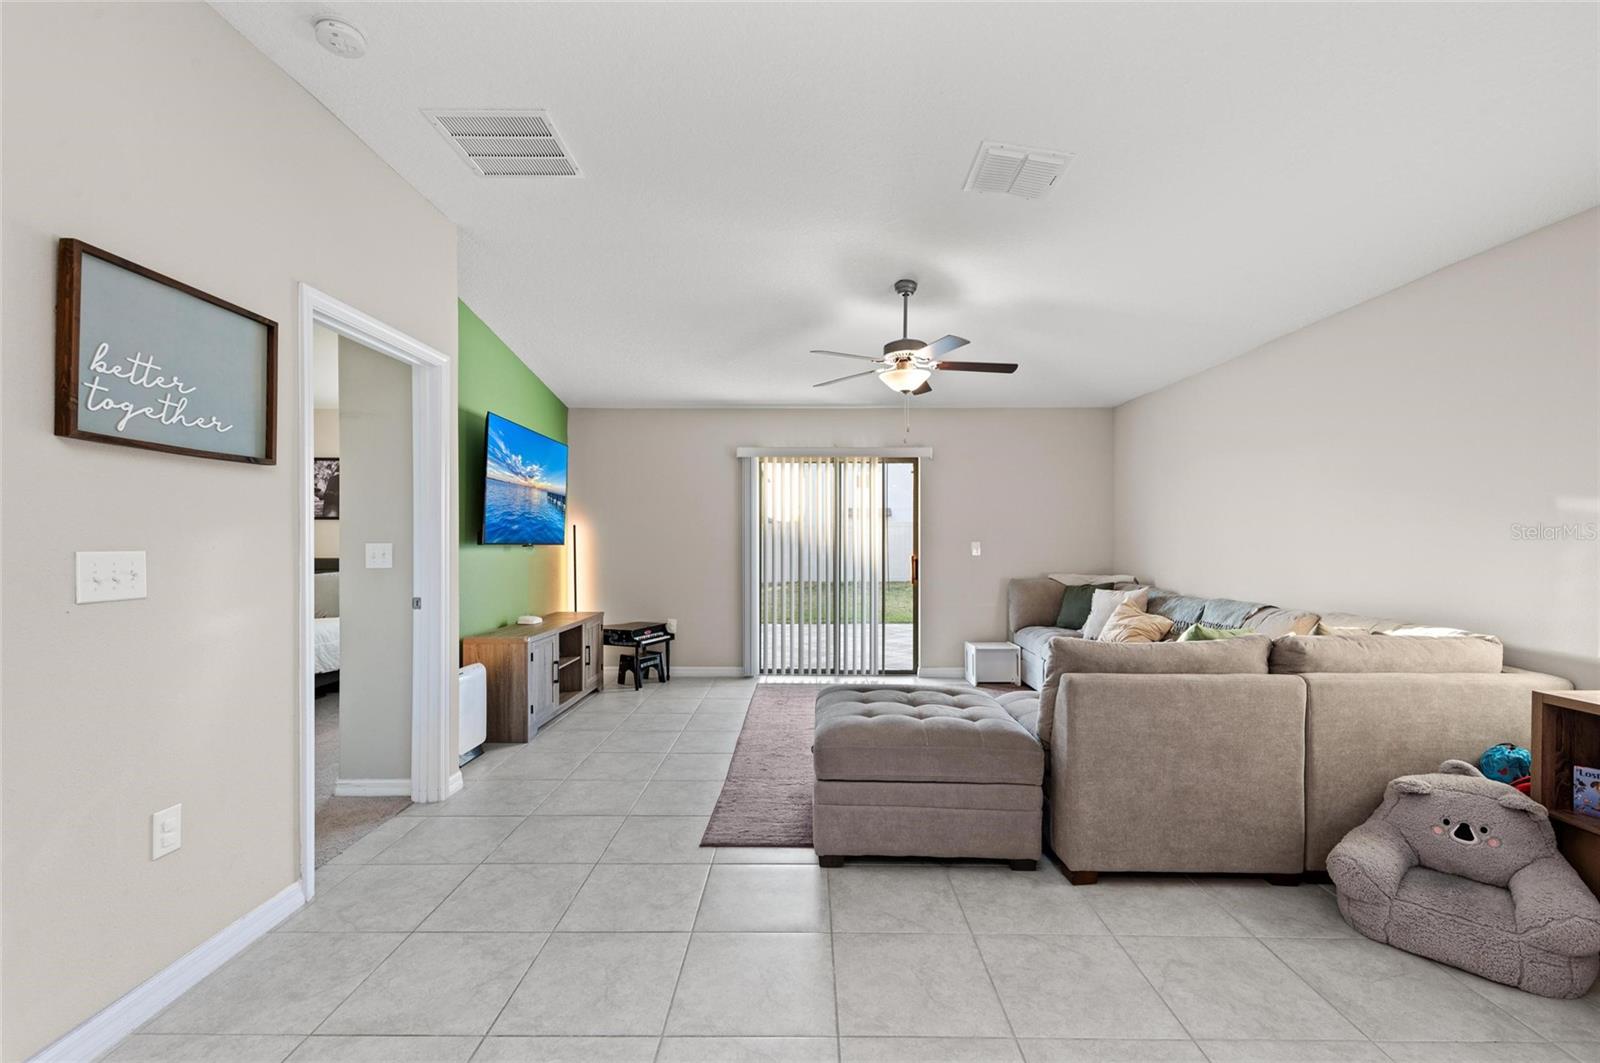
1271;634;1503;674
1243;606;1321;637
1035;634;1272;748
1178;622;1257;642
994;690;1041;738
1008;578;1067;634
1015;625;1077;660
813;686;1043;786
1053;634;1272;675
1317;612;1500;643
1047;572;1137;587
1056;582;1111;629
1098;601;1174;643
1083;586;1149;640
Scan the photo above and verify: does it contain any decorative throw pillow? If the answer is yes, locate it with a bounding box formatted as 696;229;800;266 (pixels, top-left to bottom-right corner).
1055;582;1111;630
1082;586;1149;640
1099;600;1175;643
1178;623;1253;642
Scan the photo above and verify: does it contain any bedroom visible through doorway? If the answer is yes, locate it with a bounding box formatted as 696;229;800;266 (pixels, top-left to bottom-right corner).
310;324;416;865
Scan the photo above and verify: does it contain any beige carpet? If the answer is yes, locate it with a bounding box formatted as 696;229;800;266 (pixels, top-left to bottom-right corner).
315;693;410;866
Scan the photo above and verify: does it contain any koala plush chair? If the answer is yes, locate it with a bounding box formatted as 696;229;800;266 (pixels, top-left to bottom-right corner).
1327;760;1600;998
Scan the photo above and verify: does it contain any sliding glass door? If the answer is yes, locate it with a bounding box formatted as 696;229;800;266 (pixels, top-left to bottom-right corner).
756;455;917;675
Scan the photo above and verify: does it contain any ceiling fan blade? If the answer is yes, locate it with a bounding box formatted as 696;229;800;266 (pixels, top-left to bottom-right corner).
810;349;881;362
911;380;932;396
922;335;969;358
812;369;878;388
935;360;1019;374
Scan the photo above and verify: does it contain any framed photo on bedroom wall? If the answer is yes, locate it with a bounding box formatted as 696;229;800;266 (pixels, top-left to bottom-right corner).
54;238;277;464
313;458;340;519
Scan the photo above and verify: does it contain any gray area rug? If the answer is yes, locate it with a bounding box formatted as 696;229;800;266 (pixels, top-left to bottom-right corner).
700;684;820;847
315;692;410;866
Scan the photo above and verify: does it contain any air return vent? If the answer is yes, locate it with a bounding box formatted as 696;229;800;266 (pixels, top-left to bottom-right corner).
423;109;581;177
963;141;1073;199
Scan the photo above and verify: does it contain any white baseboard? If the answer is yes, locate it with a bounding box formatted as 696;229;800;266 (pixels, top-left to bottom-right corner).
333;777;411;797
668;666;748;678
446;771;464;797
918;667;965;679
30;881;303;1063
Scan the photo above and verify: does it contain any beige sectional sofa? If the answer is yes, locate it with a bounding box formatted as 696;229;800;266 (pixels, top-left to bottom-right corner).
1007;576;1574;880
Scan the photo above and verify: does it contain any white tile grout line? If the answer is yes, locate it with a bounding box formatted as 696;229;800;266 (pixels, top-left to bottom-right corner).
652;840;713;1063
1252;933;1548;1047
948;865;1024;1059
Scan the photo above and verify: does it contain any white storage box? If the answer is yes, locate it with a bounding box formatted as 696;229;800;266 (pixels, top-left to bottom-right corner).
964;641;1021;686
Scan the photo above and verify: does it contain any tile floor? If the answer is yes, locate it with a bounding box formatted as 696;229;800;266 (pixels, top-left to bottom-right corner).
110;677;1600;1063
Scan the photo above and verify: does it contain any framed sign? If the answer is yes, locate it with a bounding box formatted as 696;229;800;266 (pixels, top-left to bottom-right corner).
55;239;277;464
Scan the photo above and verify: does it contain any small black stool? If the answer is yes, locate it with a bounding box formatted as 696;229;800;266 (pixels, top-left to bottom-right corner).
618;650;664;691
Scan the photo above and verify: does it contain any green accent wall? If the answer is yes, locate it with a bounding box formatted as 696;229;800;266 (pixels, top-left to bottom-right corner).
458;301;569;636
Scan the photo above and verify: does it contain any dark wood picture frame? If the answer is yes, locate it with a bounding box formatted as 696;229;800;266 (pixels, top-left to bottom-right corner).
55;238;278;464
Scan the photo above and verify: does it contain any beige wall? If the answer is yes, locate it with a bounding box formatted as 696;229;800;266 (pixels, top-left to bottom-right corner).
313;409;341;560
1113;209;1600;687
0;5;458;1060
336;339;415;783
569;408;1114;670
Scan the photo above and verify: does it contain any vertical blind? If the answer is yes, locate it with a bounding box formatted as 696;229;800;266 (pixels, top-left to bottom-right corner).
758;455;884;675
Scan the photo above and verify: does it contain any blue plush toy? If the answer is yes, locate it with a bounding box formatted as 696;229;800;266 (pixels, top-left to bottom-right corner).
1479;743;1532;787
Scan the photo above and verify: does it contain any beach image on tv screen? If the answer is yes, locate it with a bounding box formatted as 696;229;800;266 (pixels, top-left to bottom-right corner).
483;413;567;545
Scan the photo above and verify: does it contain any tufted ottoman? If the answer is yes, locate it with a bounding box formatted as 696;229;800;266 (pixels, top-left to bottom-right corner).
812;686;1044;868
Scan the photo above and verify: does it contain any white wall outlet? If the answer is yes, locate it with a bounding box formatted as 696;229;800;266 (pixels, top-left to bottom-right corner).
666;618;678;634
75;550;147;604
151;804;181;860
365;542;393;569
970;541;983;557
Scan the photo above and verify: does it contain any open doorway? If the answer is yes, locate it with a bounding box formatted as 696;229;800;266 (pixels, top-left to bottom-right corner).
298;285;451;900
310;325;416;865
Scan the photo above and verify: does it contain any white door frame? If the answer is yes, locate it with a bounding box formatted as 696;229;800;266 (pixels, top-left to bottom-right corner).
296;284;453;901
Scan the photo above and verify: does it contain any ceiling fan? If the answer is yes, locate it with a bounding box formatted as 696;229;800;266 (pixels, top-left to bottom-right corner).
811;279;1018;395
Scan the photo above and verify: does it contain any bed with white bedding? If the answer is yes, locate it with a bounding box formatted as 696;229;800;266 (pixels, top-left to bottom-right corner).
313;567;340;691
314;616;341;674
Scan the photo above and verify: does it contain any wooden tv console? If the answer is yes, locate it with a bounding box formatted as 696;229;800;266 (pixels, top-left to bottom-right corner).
462;612;604;743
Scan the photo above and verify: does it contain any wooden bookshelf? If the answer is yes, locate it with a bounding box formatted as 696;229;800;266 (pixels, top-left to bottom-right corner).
1532;689;1600;897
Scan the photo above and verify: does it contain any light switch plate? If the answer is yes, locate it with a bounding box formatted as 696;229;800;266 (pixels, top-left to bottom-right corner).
365;542;393;569
152;803;181;860
970;541;983;557
76;550;147;603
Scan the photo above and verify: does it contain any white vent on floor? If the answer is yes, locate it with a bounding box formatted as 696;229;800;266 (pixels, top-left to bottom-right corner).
423;109;581;177
963;141;1073;199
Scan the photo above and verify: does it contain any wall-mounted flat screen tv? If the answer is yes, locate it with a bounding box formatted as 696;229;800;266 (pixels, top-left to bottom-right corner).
481;412;567;546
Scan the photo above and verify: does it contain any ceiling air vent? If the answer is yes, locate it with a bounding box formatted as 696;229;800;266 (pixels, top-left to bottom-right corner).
963;141;1073;199
423;109;580;177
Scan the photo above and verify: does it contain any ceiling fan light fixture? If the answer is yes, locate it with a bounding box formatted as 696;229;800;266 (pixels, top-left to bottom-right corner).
879;365;932;394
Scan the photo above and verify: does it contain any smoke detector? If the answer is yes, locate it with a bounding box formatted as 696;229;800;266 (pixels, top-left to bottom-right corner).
963;141;1074;199
313;18;367;59
423;109;581;177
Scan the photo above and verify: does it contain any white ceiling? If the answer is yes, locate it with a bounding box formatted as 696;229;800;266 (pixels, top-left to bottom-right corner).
216;2;1597;408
